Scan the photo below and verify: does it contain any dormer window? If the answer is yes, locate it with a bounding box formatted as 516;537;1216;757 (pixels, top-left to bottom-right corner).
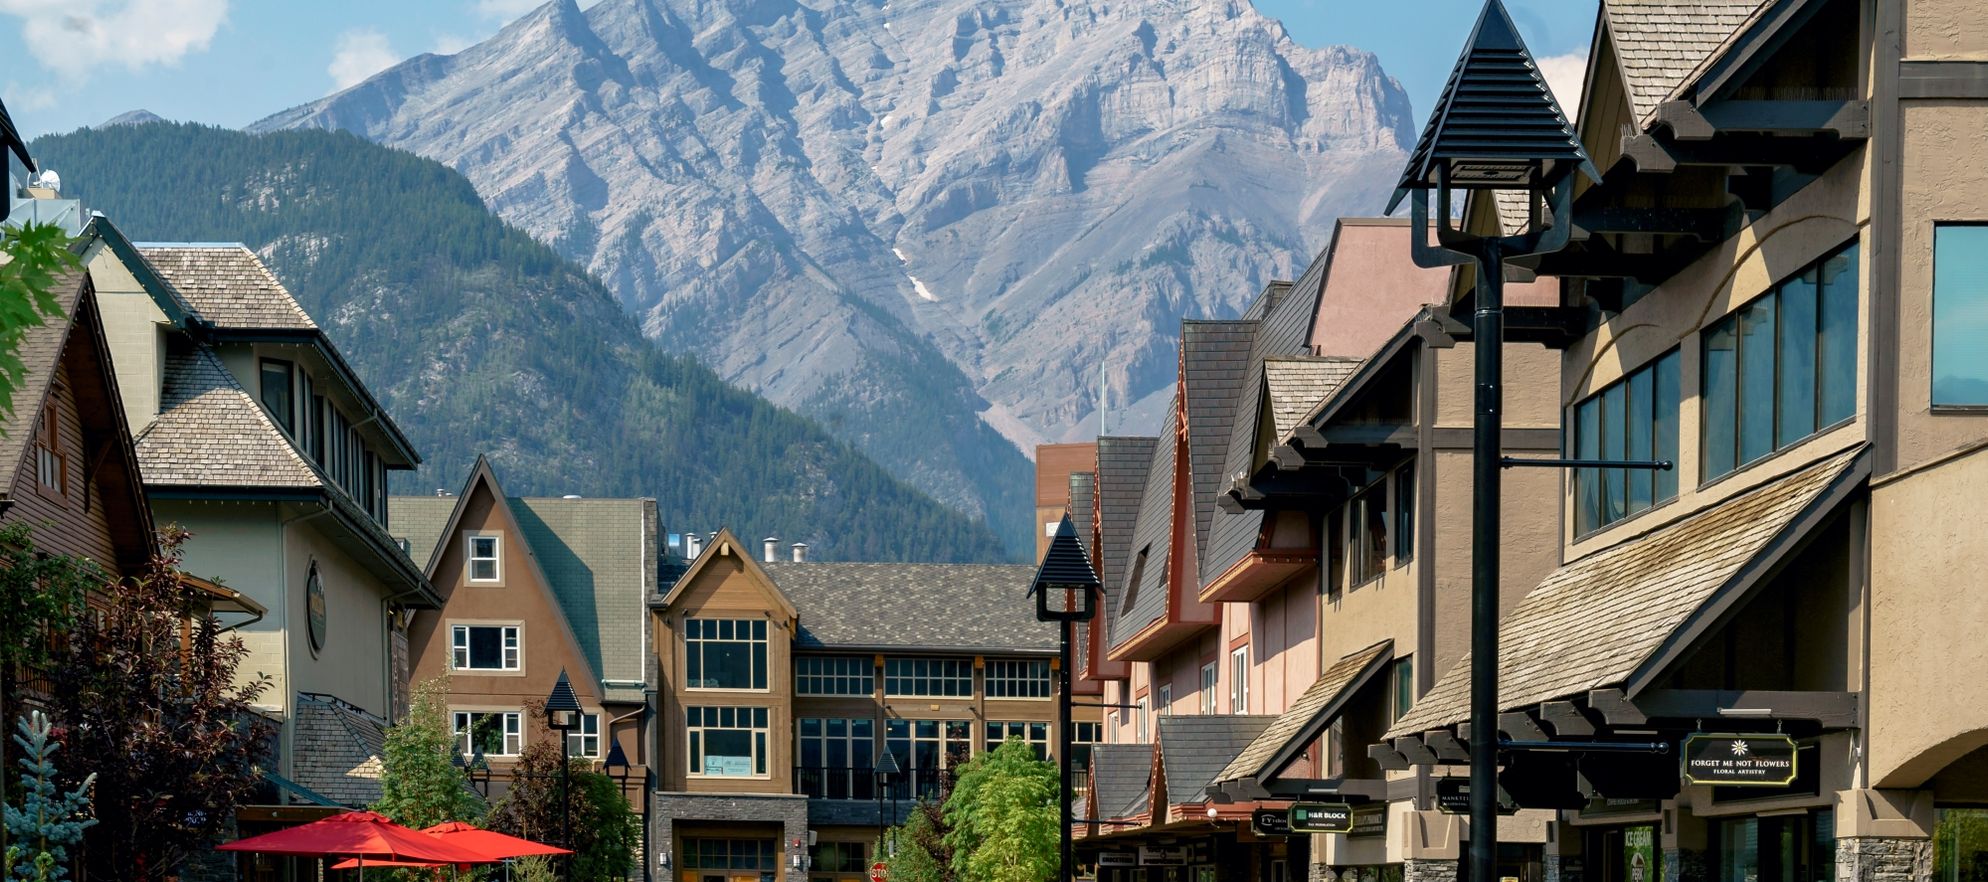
467;535;501;582
259;359;295;435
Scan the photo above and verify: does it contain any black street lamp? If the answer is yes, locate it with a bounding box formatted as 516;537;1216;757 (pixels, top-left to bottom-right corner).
1030;515;1101;882
874;749;902;858
1386;4;1596;882
545;669;584;866
453;748;493;797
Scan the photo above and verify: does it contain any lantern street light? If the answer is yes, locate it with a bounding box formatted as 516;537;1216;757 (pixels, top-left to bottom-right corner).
1030;515;1101;882
545;669;584;867
1386;4;1597;882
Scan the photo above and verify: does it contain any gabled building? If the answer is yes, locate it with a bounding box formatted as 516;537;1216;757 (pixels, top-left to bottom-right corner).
390;456;657;806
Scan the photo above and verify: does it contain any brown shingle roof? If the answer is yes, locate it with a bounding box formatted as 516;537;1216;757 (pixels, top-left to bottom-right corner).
1263;357;1364;442
134;347;323;489
1387;447;1866;738
136;244;316;330
1216;641;1392;786
290;694;387;807
1604;0;1766;125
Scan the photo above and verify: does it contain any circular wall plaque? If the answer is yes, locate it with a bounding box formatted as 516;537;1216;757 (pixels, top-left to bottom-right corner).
306;561;326;655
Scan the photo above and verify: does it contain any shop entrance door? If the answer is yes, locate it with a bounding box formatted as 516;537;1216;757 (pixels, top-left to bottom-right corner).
1459;842;1545;882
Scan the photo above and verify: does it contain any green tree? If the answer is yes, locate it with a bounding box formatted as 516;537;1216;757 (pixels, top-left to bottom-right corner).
2;711;94;882
943;741;1060;882
372;677;485;829
484;708;639;881
0;222;80;429
883;766;958;882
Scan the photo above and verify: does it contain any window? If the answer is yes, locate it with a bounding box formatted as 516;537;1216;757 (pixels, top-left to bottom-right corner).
685;618;769;690
1712;809;1833;882
34;403;61;493
985;659;1051;698
565;712;600;758
450;624;520;671
1934;225;1988;405
886;719;971;800
1229;646;1249;714
466;535;501;582
687;706;769;777
1156;684;1173;716
1573;350;1681;534
795;656;874;696
985;721;1050;759
451;710;521;756
1935;808;1988;882
1070;721;1101;785
1393;465;1415;562
1702;242;1859;480
685;839;778;872
798;718;876;799
1324;508;1345;595
1198;662;1218;715
1349;477;1388;584
259;359;295;435
309;394;327;464
1392;656;1414;721
1134;699;1149;742
884;657;973;697
810;842;869;875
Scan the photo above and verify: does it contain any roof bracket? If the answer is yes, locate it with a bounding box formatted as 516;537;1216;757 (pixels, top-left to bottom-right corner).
1539;700;1597;737
1367;742;1411;772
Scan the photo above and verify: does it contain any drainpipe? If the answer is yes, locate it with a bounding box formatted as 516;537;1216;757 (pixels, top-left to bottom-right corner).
645;685;661;882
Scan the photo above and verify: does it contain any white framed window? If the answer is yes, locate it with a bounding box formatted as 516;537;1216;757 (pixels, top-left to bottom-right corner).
795;655;874;696
883;657;973;697
986;721;1050;759
450;624;520;671
984;659;1051;698
452;710;522;756
685;618;769;690
466;535;501;582
687;706;770;777
566;712;601;758
34;403;61;494
1229;646;1249;715
1157;683;1173;716
1135;698;1149;742
1199;662;1218;714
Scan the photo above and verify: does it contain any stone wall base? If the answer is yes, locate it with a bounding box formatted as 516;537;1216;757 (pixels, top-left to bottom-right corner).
1405;858;1459;882
1837;836;1933;882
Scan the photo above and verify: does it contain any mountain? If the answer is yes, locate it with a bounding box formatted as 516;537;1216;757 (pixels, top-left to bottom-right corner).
97;110;166;128
250;0;1416;533
31;122;1013;563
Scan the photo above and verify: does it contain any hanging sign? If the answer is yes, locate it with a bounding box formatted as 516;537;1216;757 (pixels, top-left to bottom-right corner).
1138;846;1189;866
1681;733;1798;786
1287;802;1355;834
1348;805;1387;837
1098;853;1139;868
1251;807;1294;837
1434;777;1520;815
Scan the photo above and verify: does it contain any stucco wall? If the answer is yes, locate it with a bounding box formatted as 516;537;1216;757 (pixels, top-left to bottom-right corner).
285;515;395;717
85;245;167;433
157;501;289;714
1904;0;1988;60
1895;102;1988;473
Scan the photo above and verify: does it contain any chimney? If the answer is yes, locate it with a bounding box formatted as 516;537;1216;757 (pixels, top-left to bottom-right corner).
685;534;702;559
791;542;808;563
763;537;778;563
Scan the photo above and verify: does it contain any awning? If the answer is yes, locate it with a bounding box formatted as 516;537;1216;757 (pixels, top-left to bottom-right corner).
1211;640;1393;799
1385;446;1868;742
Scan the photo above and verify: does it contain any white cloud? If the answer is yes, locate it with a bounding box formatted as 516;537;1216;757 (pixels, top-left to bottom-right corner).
2;82;56;112
1536;51;1588;122
328;28;400;91
0;0;227;83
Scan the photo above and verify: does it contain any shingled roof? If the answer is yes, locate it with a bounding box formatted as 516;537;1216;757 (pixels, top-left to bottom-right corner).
1387;446;1867;738
1157;715;1277;806
291;694;387;807
1181;321;1256;576
1264;357;1364;441
135;347;324;489
760;562;1056;653
1111;407;1178;646
0;270;88;498
1603;0;1766;125
1094;437;1156;598
1088;743;1154;821
1216;641;1393;788
137;244;317;330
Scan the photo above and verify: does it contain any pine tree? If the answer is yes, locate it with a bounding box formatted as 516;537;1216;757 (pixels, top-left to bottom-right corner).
2;712;94;882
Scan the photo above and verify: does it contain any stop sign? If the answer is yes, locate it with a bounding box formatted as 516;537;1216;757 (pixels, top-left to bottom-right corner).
871;862;889;882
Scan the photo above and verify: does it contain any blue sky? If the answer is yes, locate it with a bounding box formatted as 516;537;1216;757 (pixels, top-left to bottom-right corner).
2;0;1598;140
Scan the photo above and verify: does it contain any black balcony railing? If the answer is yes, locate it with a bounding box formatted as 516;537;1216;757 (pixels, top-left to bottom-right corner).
795;766;958;802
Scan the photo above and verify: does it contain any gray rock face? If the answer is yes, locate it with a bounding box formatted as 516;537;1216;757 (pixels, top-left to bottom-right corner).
252;0;1412;529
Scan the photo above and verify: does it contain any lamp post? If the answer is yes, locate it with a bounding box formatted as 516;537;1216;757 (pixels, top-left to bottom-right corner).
1385;4;1596;881
1030;515;1101;882
546;669;584;868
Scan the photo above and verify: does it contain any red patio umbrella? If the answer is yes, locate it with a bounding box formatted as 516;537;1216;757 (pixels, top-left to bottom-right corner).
329;858;456;870
217;811;491;876
421;821;573;858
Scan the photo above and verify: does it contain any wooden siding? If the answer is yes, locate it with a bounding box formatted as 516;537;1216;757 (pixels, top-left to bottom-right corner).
4;370;118;569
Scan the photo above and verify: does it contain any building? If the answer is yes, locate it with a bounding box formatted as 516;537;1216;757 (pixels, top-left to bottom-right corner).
389;456;658;807
647;529;1095;882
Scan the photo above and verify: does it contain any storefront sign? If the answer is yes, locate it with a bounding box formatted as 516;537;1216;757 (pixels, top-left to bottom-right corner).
1348;805;1387;838
1252;808;1294;836
1098;852;1139;868
1139;846;1189;867
704;755;753;776
1288;802;1355;834
1434;777;1520;816
1681;733;1798;786
1622;825;1660;882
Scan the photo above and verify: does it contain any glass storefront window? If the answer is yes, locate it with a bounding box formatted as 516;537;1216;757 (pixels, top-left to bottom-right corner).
1935;808;1988;882
1713;810;1834;882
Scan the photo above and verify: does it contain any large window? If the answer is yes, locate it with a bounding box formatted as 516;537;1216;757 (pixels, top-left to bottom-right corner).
884;658;973;697
565;712;600;758
1199;662;1218;714
452;710;521;756
450;624;520;671
1702;242;1858;480
1573;350;1681;534
466;535;501;582
797;718;875;799
985;659;1051;699
810;842;869;875
687;706;769;777
985;721;1049;759
886;719;971;800
1349;477;1388;584
1229;646;1249;715
1934;225;1988;405
1936;807;1988;882
795;656;874;696
1712;809;1833;882
685;618;769;690
685;839;778;873
259;359;295;435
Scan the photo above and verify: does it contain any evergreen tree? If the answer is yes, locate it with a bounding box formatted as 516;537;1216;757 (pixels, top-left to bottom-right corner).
372;678;485;829
2;712;94;882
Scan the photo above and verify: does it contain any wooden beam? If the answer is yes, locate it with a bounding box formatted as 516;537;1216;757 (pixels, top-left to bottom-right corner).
1394;736;1439;766
1574;205;1737;242
1498;712;1549;742
1629;689;1858;729
1539;701;1596;737
1588;688;1647;726
1264;777;1389;800
1367;743;1410;772
1424;729;1469;763
1898;61;1988;100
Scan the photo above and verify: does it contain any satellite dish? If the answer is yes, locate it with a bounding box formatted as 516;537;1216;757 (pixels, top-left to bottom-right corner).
34;169;59;192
